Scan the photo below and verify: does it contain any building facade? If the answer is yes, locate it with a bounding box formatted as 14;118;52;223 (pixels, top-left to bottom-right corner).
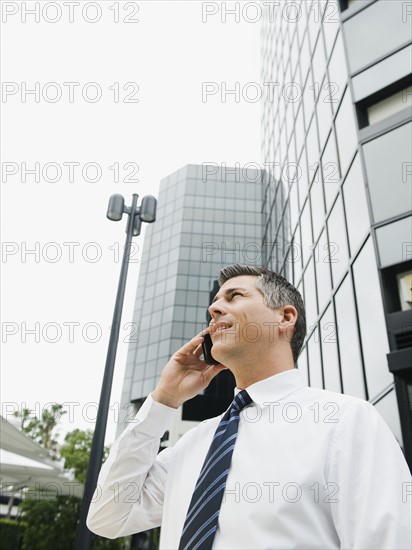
119;0;411;467
260;0;411;465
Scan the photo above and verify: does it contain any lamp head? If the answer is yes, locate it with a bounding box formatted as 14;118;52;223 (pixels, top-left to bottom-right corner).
107;194;125;221
139;195;157;223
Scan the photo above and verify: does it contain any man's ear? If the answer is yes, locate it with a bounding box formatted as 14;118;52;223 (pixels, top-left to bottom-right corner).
279;305;298;342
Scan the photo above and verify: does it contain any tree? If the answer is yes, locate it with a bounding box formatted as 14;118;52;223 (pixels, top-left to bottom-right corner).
14;403;66;457
60;429;105;484
14;405;129;549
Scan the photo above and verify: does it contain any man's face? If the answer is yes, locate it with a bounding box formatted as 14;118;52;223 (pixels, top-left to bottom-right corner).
208;275;284;362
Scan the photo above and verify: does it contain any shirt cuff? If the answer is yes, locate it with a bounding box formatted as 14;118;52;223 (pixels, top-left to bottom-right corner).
129;392;178;439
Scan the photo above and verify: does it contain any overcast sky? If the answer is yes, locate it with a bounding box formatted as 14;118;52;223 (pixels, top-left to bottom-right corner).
1;1;261;445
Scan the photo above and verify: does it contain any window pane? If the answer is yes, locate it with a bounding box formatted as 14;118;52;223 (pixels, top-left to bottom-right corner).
310;170;326;241
306;114;320;184
363;122;412;223
303;73;316;131
312;32;326;88
352;238;393;400
327;195;349;289
327;32;347;114
321;129;340;211
344;0;412;74
376;216;412;268
342;154;370;258
334;275;365;399
314;228;332;315
289;179;300;236
323;0;340;61
304;257;318;331
301;199;313;268
320;303;341;393
293;225;303;285
335;88;358;179
317;78;334;152
295;104;306;160
308;327;323;389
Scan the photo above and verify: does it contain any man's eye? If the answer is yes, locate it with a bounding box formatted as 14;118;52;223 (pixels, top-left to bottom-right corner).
231;292;242;298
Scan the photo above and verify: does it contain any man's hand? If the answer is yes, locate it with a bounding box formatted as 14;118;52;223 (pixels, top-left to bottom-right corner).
151;330;228;408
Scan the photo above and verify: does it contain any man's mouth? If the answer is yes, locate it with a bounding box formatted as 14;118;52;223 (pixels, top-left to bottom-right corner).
209;321;233;336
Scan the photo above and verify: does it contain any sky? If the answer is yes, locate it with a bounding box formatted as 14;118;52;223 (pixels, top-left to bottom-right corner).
1;1;262;445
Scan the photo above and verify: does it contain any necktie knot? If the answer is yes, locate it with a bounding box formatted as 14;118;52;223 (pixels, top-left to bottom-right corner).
231;389;252;414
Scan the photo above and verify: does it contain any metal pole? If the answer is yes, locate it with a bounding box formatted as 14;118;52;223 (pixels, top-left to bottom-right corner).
75;194;139;550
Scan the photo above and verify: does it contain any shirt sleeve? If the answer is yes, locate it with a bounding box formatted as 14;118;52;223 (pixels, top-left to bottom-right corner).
326;399;412;549
86;394;178;539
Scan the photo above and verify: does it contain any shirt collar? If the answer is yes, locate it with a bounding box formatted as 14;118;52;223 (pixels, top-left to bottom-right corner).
234;368;307;408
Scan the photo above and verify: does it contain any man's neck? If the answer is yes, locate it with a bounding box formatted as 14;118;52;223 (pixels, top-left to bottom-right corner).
229;349;295;389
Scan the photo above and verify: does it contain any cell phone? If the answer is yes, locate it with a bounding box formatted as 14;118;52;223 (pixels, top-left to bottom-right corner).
202;332;218;365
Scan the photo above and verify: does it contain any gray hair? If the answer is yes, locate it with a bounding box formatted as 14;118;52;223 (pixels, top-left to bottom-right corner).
218;264;306;363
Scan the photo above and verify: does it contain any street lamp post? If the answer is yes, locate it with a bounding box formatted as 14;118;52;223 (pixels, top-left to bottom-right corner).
75;193;157;550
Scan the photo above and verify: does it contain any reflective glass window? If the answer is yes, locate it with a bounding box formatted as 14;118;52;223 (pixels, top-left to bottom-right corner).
306;115;320;184
317;77;334;153
334;275;365;399
314;228;332;314
293;225;303;285
327;195;349;289
335;89;358;179
301;198;314;268
320;302;341;393
308;326;323;389
304;257;318;331
344;0;412;74
297;147;309;205
342;154;370;258
300;31;311;84
312;34;327;91
289;179;300;234
303;72;316;131
310;170;325;241
295;104;306;160
322;1;340;61
352;237;393;400
376;216;412;268
307;2;321;48
321;129;340;211
363;122;412;223
327;32;348;114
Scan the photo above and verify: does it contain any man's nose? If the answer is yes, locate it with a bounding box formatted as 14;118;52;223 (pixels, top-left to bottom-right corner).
208;300;226;318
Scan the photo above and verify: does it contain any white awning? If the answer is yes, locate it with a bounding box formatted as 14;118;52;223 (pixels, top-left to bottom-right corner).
0;415;83;498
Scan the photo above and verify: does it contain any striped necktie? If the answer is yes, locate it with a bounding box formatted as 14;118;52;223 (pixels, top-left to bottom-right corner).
178;389;253;550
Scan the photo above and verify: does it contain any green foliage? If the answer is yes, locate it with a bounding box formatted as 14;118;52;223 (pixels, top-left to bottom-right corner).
60;428;109;484
60;429;93;484
0;518;27;550
13;403;66;457
14;405;129;549
20;495;128;550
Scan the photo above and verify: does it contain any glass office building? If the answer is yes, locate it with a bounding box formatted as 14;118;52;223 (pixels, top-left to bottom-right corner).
261;0;411;466
118;164;263;434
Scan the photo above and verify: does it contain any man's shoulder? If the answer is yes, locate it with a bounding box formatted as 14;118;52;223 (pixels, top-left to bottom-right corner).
300;385;376;416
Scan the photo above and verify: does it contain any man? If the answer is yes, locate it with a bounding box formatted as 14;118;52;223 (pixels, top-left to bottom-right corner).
87;264;411;549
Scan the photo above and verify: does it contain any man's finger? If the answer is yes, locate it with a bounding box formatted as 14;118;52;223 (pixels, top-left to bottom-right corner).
175;334;204;357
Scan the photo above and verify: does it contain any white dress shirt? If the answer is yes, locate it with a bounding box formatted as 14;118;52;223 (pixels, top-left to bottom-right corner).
87;369;412;549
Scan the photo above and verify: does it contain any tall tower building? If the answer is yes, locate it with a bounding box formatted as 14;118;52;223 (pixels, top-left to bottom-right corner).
118;164;264;438
260;0;411;467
